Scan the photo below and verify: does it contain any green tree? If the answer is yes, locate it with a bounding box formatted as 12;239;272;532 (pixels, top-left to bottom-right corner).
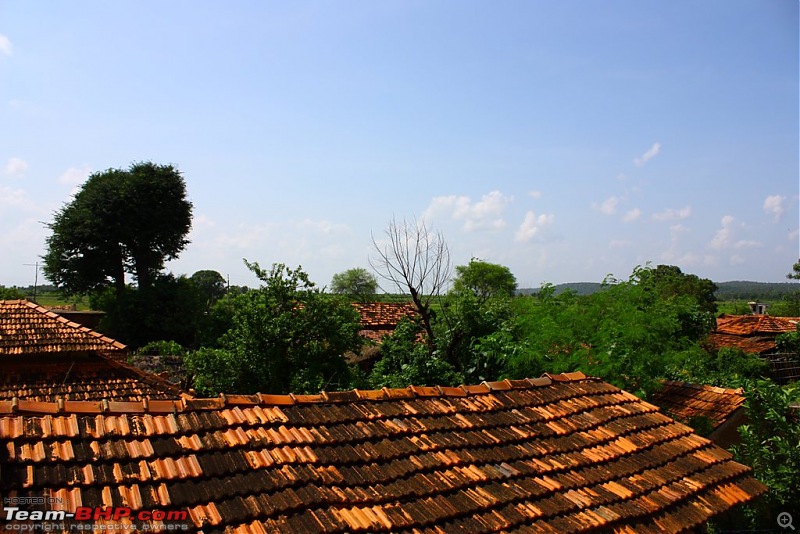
452;259;517;303
185;261;362;395
43;162;192;296
727;380;800;528
788;259;800;280
369;318;462;388
330;267;378;301
0;286;25;299
638;264;718;314
190;270;227;309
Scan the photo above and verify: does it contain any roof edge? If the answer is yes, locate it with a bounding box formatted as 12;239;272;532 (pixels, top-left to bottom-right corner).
0;371;597;415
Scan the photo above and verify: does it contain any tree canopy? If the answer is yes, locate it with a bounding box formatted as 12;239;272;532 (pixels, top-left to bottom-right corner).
185;261;363;395
452;259;517;302
43;162;192;295
330;267;378;300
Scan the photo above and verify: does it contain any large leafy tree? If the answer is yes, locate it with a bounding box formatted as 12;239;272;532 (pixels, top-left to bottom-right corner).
330;267;378;301
43;162;192;295
452;259;517;303
185;261;363;395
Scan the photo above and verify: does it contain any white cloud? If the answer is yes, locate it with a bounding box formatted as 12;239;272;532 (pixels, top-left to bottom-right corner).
0;34;12;56
593;196;619;216
763;195;786;222
424;190;513;232
652;205;691;222
622;208;641;223
4;157;28;177
514;211;554;242
634;142;661;166
59;165;92;186
609;239;632;249
709;215;735;250
528;190;542;199
734;239;763;249
0;185;36;212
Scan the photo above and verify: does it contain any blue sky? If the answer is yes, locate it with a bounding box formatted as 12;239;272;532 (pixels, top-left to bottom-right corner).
1;1;798;290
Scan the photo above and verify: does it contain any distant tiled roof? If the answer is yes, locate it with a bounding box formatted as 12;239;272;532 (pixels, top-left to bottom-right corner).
0;300;126;355
355;301;417;325
715;314;799;336
706;332;778;354
0;372;765;532
0;353;186;401
650;381;746;431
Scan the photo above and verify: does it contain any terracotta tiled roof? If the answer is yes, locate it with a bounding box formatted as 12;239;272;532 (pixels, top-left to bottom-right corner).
354;302;418;328
0;372;765;532
706;332;777;354
0;300;126;355
0;353;186;401
650;381;746;431
714;314;799;336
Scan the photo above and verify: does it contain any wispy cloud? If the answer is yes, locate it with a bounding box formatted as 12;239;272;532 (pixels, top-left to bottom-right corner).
593;196;619;216
622;208;641;223
528;190;542;199
425;190;513;232
4;157;28;177
634;142;661;167
609;239;632;249
763;194;785;222
514;211;554;242
709;215;735;250
652;205;691;222
0;34;12;56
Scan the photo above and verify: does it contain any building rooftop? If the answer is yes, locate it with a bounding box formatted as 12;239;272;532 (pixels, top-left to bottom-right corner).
0;299;126;355
650;381;746;431
0;372;765;532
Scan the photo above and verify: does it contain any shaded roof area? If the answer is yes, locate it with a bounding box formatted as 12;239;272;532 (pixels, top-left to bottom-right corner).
0;372;765;532
705;333;778;355
0;353;186;402
354;302;418;342
650;381;745;431
0;299;126;355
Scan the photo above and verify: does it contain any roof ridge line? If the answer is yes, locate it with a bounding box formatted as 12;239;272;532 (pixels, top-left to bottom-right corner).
0;372;595;415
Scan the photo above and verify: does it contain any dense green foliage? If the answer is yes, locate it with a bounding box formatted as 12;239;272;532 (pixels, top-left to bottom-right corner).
43;162;192;295
190;270;227;309
185;262;362;395
452;259;517;302
0;285;25;299
725;380;800;528
330;267;378;301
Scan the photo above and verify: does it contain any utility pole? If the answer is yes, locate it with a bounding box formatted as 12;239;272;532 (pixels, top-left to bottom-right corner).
23;261;40;303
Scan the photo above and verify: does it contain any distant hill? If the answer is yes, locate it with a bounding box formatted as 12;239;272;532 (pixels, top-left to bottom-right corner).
715;281;799;301
518;280;799;300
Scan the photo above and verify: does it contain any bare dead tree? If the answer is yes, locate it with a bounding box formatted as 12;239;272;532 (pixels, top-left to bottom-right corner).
370;216;451;352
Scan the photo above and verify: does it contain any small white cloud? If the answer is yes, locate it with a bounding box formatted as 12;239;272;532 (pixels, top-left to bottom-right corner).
593;196;619;216
763;195;786;222
424;190;513;232
0;34;12;56
609;239;632;249
734;240;763;249
514;211;554;242
4;157;28;177
709;215;735;250
58;165;92;186
622;208;641;223
528;190;542;199
634;142;661;167
652;205;691;222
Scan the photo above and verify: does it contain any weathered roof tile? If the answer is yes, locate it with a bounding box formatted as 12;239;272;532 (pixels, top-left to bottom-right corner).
0;373;766;531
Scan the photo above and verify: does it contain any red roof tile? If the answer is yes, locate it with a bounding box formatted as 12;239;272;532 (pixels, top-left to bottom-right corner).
715;314;798;336
0;300;126;355
354;302;418;327
706;332;777;354
650;381;745;430
0;372;765;531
